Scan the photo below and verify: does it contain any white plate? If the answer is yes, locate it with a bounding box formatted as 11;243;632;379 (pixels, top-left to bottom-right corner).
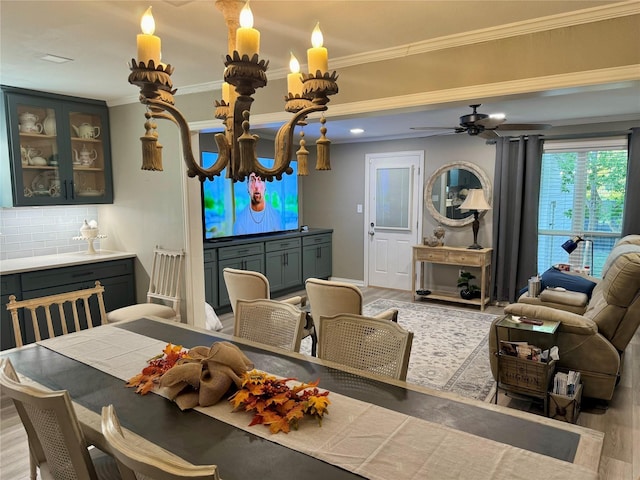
31;171;56;194
77;190;104;197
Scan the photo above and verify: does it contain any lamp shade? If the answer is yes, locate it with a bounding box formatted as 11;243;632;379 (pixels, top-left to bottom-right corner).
459;189;491;211
561;236;583;254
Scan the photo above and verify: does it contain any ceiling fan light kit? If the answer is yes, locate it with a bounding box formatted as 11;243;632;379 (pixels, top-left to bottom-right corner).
412;104;551;139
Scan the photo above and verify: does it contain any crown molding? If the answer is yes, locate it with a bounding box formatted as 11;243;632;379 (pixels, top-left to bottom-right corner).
189;65;640;132
108;1;639;107
330;0;640;70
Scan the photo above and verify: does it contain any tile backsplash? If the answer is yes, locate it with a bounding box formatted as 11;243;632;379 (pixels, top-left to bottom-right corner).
0;206;100;260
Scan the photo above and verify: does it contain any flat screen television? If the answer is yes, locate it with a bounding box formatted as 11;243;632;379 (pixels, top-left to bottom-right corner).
201;151;299;241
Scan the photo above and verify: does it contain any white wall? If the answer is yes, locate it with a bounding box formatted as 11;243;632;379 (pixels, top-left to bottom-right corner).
99;102;187;306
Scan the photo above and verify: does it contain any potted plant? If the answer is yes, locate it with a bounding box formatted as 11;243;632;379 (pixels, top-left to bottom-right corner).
457;271;480;300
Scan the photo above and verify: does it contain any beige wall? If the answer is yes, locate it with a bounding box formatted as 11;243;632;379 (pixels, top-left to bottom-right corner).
300;134;495;286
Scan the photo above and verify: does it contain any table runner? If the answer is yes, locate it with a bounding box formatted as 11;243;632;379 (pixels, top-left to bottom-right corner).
37;324;598;480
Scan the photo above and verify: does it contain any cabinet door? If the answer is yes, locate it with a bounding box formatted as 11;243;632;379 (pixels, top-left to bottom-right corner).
66;102;113;203
282;248;302;290
303;243;332;281
265;251;286;291
2;88;113;206
1;275;22;351
4;93;67;206
315;243;332;279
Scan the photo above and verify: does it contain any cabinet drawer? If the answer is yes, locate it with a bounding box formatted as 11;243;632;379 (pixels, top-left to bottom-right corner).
218;243;264;260
265;238;300;252
447;251;483;266
418;250;447;262
203;249;217;263
1;274;20;295
21;259;134;292
302;233;332;246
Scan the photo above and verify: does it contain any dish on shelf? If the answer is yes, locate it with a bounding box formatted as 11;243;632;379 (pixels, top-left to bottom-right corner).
77;189;104;197
30;171;58;196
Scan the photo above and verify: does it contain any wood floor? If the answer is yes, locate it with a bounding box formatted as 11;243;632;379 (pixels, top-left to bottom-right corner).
1;286;638;479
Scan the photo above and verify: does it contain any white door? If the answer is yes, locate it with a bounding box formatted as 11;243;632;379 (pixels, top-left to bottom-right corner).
365;151;423;290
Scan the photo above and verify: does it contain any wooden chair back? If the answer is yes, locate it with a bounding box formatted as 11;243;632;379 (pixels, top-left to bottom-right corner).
317;313;413;381
147;246;184;321
0;358;104;480
305;278;398;338
234;298;306;352
7;280;106;348
101;404;220;480
223;267;306;311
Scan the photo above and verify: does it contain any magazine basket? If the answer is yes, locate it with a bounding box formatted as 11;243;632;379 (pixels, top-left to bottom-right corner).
548;382;583;423
498;355;555;394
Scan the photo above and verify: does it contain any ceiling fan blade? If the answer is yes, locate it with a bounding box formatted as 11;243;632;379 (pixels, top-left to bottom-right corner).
476;117;506;129
495;123;552;131
409;126;456;131
478;130;499;140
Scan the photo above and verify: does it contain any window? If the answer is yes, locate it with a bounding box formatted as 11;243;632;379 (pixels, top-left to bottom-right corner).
537;137;628;277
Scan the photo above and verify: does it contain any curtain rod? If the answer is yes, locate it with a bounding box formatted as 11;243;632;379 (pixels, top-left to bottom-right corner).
486;129;634;144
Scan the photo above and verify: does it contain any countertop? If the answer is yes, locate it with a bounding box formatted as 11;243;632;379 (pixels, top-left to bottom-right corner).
0;251;137;275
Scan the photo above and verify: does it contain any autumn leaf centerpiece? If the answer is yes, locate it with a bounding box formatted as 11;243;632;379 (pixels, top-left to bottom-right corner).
126;343;188;395
229;369;330;434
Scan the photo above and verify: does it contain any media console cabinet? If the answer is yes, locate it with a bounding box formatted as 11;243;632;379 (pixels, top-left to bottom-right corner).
204;228;332;311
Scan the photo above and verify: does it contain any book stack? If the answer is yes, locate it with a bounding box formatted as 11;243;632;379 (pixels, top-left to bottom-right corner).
552;370;581;396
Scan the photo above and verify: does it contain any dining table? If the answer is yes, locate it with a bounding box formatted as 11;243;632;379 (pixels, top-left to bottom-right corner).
1;316;604;480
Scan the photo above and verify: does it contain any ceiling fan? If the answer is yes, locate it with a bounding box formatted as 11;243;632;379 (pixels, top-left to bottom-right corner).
411;104;552;139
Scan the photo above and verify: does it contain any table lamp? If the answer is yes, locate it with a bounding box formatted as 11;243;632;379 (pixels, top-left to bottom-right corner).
459;189;491;249
562;235;593;272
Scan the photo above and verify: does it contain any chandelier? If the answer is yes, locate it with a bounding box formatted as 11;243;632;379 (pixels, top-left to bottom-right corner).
128;1;339;182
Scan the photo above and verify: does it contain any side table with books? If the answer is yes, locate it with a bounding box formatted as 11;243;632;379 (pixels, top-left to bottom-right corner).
494;314;560;415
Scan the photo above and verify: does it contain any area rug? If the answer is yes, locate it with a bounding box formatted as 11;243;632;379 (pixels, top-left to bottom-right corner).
300;299;498;402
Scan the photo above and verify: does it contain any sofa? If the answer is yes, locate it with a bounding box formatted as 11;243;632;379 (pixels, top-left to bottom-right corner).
489;234;640;401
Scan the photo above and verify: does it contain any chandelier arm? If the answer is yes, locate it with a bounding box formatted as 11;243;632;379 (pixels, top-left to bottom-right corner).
241;103;328;181
144;98;226;181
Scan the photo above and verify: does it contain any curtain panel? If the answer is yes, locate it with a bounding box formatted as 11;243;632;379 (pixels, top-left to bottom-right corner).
622;128;640;236
491;136;543;303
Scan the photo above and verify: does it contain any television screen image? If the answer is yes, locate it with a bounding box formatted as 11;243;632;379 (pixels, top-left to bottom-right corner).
201;152;299;240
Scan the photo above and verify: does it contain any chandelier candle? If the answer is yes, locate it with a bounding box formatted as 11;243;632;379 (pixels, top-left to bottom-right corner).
287;53;303;96
222;82;231;104
307;23;328;74
235;2;260;57
137;6;161;66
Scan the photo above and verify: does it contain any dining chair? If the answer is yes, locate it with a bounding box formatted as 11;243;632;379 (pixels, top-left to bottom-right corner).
0;358;121;480
223;267;316;349
304;278;399;339
234;298;306;352
107;246;184;323
101;404;220;480
7;280;107;348
317;313;414;381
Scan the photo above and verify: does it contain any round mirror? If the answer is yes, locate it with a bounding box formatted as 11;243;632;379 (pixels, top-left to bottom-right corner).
424;161;491;227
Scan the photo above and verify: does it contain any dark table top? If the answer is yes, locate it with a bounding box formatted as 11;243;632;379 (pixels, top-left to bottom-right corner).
3;318;586;480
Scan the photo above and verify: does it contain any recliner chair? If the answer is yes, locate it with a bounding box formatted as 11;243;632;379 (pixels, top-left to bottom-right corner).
489;235;640;401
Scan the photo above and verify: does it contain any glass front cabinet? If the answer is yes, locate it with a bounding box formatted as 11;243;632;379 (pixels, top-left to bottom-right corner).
1;87;113;206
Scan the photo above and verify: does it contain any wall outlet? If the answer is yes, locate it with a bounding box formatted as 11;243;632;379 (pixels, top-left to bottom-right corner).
356;204;363;213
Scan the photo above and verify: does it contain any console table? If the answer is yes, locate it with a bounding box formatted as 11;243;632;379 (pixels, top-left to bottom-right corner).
412;245;492;310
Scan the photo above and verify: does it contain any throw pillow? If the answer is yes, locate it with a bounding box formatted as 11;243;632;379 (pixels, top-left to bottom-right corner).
518;267;597;299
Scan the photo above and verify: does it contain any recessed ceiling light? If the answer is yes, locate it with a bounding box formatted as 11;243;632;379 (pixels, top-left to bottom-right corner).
350;128;365;134
40;54;73;64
